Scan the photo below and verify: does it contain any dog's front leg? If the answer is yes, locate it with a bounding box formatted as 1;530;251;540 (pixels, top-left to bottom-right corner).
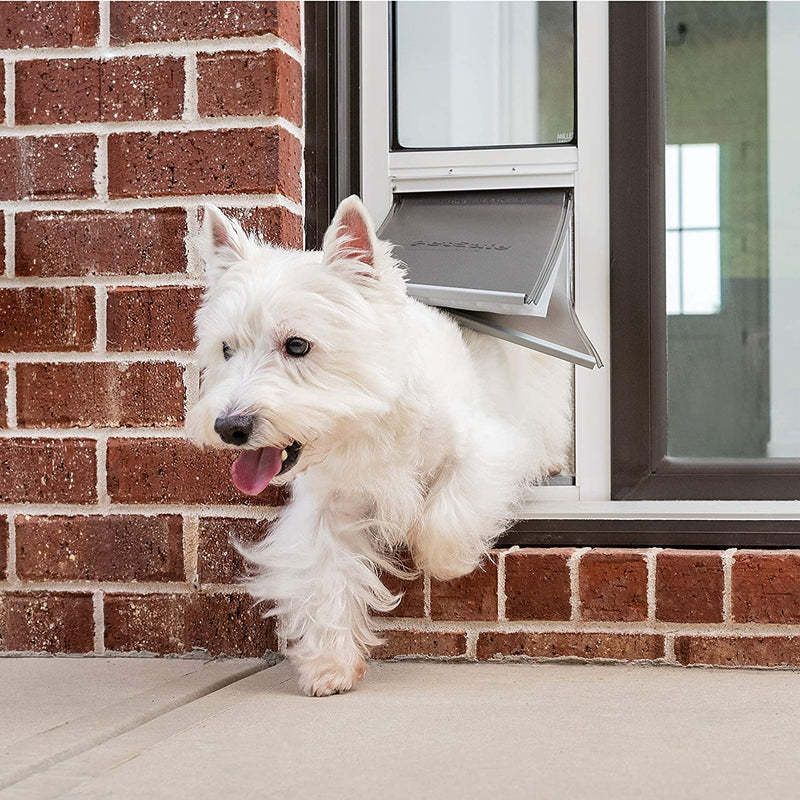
244;486;396;696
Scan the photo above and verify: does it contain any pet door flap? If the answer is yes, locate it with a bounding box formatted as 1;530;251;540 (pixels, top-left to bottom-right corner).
378;189;602;369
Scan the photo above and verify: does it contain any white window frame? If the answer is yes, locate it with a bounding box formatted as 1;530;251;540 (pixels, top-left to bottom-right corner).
360;1;800;522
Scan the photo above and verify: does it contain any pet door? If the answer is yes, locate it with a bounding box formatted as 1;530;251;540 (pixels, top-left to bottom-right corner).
377;189;602;369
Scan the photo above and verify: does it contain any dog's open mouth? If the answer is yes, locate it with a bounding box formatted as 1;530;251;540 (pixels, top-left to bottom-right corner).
231;441;303;495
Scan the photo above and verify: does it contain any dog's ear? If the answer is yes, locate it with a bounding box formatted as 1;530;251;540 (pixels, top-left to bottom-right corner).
322;195;379;279
197;205;249;281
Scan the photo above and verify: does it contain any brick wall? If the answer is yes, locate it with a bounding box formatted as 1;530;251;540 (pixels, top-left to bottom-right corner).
0;0;301;656
2;2;800;672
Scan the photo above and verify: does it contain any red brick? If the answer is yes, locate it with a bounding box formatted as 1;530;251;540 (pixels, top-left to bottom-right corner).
0;61;4;124
0;2;99;48
107;128;301;202
0;517;7;579
16;514;184;582
0;287;95;352
106;438;285;506
198;516;270;585
375;550;424;619
0;135;96;201
0;592;94;653
203;205;303;250
17;362;185;428
371;630;467;660
16;56;183;125
656;550;724;623
579;550;648;622
477;631;665;662
675;635;800;668
505;549;573;621
430;558;498;621
110;2;300;49
16;209;188;278
197;50;302;126
0;438;96;503
0;364;7;427
104;591;277;656
733;552;800;623
379;571;425;619
106;286;201;352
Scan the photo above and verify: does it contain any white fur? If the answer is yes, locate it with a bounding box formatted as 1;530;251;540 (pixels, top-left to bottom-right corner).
187;198;572;696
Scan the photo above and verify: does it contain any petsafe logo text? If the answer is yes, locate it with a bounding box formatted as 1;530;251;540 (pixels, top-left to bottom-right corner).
410;241;510;251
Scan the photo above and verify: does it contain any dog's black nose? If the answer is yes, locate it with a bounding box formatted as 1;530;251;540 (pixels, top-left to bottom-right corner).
214;414;254;446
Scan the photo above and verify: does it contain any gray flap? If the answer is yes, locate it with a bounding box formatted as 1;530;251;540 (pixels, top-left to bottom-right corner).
377;189;602;369
447;252;603;369
378;189;570;314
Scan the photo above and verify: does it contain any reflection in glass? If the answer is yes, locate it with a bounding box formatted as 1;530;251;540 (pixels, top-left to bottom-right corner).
665;1;800;458
665;143;721;315
393;1;575;149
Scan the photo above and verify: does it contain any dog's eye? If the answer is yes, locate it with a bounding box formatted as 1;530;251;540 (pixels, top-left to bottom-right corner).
222;342;232;360
285;337;311;358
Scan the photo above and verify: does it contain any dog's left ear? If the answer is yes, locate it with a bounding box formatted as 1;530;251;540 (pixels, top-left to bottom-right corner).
322;195;379;280
197;205;249;283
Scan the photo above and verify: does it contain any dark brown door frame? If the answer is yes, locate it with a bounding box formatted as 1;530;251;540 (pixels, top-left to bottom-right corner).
609;1;800;501
304;1;361;251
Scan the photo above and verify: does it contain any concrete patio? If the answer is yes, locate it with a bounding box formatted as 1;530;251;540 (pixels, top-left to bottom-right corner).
1;657;799;799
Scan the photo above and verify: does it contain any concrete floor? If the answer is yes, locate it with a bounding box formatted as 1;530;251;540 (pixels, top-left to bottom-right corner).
1;657;799;799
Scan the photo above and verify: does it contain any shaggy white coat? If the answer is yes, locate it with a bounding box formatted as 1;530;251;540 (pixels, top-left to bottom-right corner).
188;197;571;696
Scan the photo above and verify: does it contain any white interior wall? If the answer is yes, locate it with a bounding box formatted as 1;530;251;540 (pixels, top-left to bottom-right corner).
767;1;800;456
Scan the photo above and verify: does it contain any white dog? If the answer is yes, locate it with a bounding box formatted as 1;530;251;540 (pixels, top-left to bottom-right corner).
188;196;571;696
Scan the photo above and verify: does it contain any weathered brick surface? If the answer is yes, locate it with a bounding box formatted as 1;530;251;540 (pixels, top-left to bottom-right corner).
198;516;270;585
0;438;97;503
371;630;467;660
106;286;201;352
201;205;303;250
107;128;302;201
430;558;498;621
16;56;184;125
197;50;302;125
733;552;800;623
0;135;96;201
579;550;648;622
16;514;184;582
505;549;573;621
675;635;800;668
16;362;185;428
477;632;665;662
0;517;7;580
110;1;301;49
0;287;95;352
0;592;94;653
379;571;425;619
0;364;7;427
106;438;285;506
0;2;99;48
104;592;276;656
16;209;188;278
656;550;724;623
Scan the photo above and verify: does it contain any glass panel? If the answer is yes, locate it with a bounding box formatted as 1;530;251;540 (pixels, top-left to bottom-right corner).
680;143;720;229
666;230;682;314
393;1;575;149
665;145;680;229
665;1;800;458
681;230;721;314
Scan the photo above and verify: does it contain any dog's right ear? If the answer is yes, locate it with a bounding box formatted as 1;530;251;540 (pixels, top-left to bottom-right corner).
197;205;249;282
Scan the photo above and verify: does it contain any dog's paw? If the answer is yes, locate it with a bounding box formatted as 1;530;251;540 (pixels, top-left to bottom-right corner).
294;653;367;697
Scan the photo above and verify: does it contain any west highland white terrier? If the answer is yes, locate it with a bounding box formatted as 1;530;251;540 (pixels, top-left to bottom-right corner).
188;196;571;696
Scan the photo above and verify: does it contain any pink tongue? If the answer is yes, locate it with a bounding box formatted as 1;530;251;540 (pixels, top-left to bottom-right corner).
231;447;283;495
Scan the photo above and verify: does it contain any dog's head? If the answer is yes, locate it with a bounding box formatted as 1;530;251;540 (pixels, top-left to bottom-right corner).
187;196;408;494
